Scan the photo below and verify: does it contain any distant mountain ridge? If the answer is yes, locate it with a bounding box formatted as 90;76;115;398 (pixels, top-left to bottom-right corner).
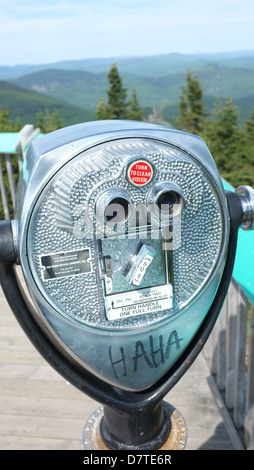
8;63;254;122
1;50;254;79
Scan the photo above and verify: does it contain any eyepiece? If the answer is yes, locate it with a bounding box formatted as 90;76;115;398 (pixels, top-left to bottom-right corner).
157;190;182;214
96;189;132;225
105;196;131;223
147;182;185;218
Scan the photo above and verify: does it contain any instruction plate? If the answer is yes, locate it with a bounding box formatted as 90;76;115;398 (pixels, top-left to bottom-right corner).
40;248;92;281
105;284;173;321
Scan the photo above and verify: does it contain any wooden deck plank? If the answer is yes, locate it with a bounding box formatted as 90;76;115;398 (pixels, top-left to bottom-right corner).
1;436;82;450
0;285;236;450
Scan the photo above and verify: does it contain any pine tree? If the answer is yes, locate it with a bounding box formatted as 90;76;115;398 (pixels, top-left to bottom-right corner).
96;98;109;120
96;63;143;121
127;88;144;121
176;71;205;134
36;108;64;133
106;63;128;119
244;107;254;139
202;97;254;187
203;97;239;151
0;107;21;131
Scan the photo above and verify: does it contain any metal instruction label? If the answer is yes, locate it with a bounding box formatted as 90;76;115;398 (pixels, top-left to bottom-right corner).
105;284;173;321
40;248;92;281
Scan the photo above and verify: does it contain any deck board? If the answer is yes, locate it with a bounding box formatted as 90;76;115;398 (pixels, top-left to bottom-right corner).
0;284;236;450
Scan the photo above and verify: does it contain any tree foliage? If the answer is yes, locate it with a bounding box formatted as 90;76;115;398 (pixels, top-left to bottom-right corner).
201;98;254;187
107;63;128;119
36;108;64;133
176;71;205;134
245;109;254;138
96;98;109;121
96;63;143;121
177;72;254;188
127;88;144;121
0;107;21;132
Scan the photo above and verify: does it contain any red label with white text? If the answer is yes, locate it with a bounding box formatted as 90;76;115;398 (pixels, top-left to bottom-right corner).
127;160;153;186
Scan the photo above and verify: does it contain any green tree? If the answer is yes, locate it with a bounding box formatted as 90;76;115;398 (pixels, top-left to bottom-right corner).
96;63;128;119
239;107;254;187
202;97;254;187
36;108;64;133
96;63;143;121
176;71;205;134
244;107;254;139
127;88;144;121
175;73;254;188
203;97;238;146
0;107;21;131
106;63;128;119
96;98;109;120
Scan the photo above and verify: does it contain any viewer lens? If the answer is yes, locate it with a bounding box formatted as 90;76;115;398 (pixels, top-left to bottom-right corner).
157;191;181;214
105;197;130;223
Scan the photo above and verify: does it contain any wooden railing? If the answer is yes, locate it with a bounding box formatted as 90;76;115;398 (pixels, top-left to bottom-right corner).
204;279;254;450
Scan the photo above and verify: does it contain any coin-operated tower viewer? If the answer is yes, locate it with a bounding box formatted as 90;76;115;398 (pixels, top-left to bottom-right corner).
0;120;253;449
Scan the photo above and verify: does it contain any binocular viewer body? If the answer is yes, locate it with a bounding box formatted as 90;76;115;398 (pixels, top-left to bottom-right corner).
12;120;230;392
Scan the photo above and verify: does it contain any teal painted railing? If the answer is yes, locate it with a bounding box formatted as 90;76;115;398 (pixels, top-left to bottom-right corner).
222;179;254;305
0;127;41;218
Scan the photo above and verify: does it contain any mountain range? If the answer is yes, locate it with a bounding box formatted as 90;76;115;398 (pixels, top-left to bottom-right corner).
0;50;254;128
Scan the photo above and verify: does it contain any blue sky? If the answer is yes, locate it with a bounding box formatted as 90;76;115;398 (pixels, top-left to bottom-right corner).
0;0;253;65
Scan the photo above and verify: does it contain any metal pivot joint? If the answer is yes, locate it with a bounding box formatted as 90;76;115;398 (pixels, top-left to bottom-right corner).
235;185;254;231
225;186;254;231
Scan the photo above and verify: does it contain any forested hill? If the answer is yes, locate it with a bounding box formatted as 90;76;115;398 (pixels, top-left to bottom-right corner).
2;50;254;126
0;80;94;126
0;51;254;199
